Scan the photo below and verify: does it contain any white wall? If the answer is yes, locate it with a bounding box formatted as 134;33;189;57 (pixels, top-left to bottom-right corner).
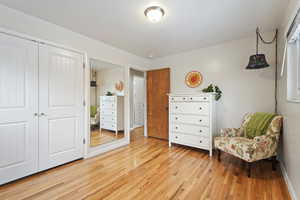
278;0;300;199
0;4;150;69
150;33;276;130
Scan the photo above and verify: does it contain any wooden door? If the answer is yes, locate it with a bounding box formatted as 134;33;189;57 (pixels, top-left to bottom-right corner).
147;68;170;140
38;44;84;171
0;33;39;184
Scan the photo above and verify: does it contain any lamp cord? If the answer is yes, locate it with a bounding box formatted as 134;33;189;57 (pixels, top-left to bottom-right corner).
256;27;278;114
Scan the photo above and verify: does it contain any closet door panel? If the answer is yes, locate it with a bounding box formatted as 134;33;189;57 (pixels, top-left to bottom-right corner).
38;44;84;171
0;33;38;184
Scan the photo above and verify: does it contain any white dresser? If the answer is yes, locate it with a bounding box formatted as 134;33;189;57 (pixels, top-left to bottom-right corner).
99;96;124;135
168;94;216;156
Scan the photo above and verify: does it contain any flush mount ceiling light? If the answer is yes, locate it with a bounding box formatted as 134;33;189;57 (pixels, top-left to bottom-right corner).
144;6;165;23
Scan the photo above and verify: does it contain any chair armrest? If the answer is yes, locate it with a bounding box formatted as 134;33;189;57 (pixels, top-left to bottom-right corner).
253;134;279;157
220;128;241;137
253;134;279;144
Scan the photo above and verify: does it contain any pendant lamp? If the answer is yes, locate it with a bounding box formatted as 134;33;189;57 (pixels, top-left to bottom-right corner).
246;28;276;69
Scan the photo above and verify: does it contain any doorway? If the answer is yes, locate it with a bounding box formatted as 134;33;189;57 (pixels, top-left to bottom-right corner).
130;68;146;141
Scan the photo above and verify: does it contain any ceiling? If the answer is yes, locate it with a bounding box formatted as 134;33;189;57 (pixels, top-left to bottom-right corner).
0;0;288;58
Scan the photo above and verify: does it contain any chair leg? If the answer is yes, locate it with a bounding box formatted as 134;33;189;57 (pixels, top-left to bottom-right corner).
247;162;251;178
272;156;277;171
217;149;221;162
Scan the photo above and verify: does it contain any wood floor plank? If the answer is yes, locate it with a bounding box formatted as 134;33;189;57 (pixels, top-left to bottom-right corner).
0;128;291;200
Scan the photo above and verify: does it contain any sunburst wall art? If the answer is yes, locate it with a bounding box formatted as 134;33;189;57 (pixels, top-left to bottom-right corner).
185;71;203;88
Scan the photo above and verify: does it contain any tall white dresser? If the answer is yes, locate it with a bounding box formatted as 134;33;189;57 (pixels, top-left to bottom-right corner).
99;96;124;136
168;93;216;156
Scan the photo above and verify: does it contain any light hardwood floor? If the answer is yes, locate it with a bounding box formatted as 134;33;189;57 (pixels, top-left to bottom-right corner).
90;129;124;147
0;128;290;200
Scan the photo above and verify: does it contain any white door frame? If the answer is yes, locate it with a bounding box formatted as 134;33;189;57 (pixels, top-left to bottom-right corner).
129;67;147;139
0;27;89;158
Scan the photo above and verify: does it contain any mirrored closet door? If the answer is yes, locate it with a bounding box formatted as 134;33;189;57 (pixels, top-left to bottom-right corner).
89;59;125;147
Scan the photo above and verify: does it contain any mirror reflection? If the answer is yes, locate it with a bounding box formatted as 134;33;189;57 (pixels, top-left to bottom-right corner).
90;58;125;147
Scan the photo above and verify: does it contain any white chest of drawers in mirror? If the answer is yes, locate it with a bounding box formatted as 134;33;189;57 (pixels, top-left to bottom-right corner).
168;94;216;156
100;96;124;135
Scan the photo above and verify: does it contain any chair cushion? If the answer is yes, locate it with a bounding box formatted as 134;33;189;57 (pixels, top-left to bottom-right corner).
215;135;278;162
215;137;255;162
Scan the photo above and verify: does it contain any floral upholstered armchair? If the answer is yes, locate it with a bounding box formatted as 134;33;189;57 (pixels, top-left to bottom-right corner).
214;113;283;177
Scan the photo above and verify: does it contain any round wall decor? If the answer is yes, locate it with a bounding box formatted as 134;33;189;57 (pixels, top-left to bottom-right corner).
185;71;203;88
115;81;124;92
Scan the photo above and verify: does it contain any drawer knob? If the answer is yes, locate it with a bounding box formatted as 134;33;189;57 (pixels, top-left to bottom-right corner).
175;106;178;109
199;130;202;133
199;107;202;110
199;119;202;122
172;98;174;100
200;140;202;143
175;127;178;129
190;97;193;100
175;136;178;139
175;117;178;120
204;97;207;100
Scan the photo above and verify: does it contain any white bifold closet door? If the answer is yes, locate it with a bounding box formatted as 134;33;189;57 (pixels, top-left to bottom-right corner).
0;32;84;185
0;34;39;185
38;44;84;171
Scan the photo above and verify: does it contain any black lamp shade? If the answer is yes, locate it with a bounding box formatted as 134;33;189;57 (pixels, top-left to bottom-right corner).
246;54;270;69
90;80;97;87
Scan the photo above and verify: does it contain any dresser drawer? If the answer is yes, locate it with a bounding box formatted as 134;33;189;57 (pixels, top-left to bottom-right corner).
100;122;116;130
100;102;116;109
100;115;116;123
169;96;210;102
172;133;209;148
170;115;209;126
101;96;116;101
100;109;116;116
170;102;209;115
169;96;189;102
101;96;115;102
188;96;209;102
171;124;209;137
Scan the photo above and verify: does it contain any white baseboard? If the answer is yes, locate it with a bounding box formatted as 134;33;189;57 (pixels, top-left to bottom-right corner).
279;161;298;200
85;139;129;159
